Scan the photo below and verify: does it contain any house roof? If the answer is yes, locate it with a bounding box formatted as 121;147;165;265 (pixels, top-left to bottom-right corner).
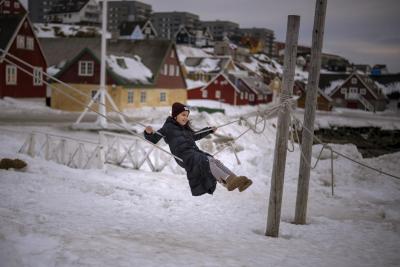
184;56;233;74
39;38;173;86
328;72;386;100
239;76;272;95
201;73;241;94
47;0;90;14
119;21;147;36
0;14;24;53
295;81;332;102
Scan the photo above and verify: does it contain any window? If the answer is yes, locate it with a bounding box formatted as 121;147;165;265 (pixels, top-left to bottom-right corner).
169;64;175;76
240;92;244;100
4;1;10;7
249;94;255;101
160;92;166;102
214;80;218;84
202;90;208;98
215;90;221;98
140;91;146;103
349;87;357;93
78;61;94;76
171;50;174;58
351;78;357;85
360;88;367;95
127;90;134;103
116;58;127;69
163;64;168;75
14;2;20;8
17;35;25;49
26;37;34;50
245;92;248;99
340;87;347;94
175;65;179;76
6;65;17;85
33;67;42;86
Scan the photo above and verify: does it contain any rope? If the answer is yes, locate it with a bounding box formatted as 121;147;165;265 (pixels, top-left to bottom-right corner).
290;114;400;181
2;56;183;163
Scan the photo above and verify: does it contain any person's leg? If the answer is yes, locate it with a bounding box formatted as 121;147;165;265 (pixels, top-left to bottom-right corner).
208;157;252;191
208;157;235;184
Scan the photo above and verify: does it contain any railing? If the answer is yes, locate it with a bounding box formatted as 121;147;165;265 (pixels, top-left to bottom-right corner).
99;131;185;174
345;93;374;111
357;94;374;111
19;132;104;169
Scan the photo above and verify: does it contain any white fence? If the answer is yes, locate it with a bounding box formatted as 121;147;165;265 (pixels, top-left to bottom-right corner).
99;131;185;174
19;131;104;169
18;130;185;174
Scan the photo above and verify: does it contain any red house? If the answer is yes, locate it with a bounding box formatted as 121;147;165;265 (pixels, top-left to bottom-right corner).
188;73;255;106
0;0;47;98
0;0;27;15
329;72;387;111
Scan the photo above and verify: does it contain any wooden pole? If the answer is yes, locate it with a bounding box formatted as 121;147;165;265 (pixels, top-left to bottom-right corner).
294;0;327;224
266;15;300;237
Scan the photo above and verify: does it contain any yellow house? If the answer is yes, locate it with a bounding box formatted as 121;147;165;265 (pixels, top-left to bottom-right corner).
41;38;187;112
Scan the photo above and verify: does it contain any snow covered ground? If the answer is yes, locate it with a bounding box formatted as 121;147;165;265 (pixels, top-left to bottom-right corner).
0;100;400;267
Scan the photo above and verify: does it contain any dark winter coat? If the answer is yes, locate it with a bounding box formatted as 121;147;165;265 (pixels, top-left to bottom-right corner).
144;116;216;196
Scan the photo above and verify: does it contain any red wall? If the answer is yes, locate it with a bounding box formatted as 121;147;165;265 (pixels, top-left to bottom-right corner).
200;74;250;106
187;87;203;99
0;17;47;98
155;47;186;89
0;0;27;15
57;51;116;85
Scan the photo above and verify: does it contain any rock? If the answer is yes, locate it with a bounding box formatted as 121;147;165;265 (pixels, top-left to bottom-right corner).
0;158;27;170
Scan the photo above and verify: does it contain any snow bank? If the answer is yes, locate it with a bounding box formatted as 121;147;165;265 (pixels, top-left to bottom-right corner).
0;102;399;267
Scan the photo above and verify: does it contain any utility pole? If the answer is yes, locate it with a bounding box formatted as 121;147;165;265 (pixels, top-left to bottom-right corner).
294;0;327;224
74;0;127;129
97;0;108;128
266;15;300;237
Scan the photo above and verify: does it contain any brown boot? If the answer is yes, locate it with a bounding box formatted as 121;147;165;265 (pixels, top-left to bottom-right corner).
225;175;248;191
237;176;253;192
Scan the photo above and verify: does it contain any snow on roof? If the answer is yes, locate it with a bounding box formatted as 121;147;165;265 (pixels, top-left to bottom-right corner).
323;79;345;95
34;23;111;38
176;45;209;64
185;58;221;73
107;55;153;84
186;79;207;90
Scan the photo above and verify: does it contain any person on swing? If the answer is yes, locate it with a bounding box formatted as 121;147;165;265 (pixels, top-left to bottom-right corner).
144;102;253;196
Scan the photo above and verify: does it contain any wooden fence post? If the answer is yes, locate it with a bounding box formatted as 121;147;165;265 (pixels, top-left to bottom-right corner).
294;0;327;225
266;15;300;237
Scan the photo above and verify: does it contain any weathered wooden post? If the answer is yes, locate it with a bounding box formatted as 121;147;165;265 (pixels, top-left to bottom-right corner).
266;15;300;237
294;0;327;224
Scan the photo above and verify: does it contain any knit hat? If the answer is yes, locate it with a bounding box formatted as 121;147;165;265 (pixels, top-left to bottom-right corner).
171;102;190;118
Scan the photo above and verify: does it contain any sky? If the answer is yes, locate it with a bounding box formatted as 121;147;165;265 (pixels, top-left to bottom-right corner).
20;0;400;72
142;0;400;73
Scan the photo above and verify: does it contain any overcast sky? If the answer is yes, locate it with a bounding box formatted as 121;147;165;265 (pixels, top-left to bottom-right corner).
143;0;400;72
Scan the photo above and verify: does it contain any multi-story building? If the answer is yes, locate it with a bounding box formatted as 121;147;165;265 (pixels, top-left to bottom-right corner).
200;20;239;41
98;0;152;34
44;0;101;26
151;11;200;40
27;0;58;23
237;27;275;56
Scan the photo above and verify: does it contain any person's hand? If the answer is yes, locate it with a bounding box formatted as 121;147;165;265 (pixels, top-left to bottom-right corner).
145;126;154;134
